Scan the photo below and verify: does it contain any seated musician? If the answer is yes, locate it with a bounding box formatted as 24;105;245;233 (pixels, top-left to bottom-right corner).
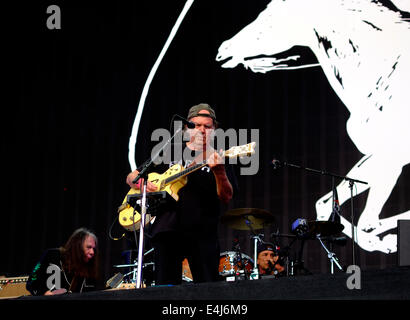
26;228;100;295
257;243;285;276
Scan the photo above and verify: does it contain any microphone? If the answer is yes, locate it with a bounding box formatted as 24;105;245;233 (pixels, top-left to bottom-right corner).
291;218;309;237
271;159;282;169
174;114;195;129
267;260;278;274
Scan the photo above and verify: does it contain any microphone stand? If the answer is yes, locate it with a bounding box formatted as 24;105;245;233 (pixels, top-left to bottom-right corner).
131;122;185;288
272;160;367;267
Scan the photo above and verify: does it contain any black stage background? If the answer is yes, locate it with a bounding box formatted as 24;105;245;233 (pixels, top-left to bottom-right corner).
1;0;409;289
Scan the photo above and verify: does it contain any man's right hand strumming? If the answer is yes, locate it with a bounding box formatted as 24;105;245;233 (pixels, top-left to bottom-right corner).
126;170;158;192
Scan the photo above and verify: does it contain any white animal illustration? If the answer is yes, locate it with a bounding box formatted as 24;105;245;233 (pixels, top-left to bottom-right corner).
216;0;410;253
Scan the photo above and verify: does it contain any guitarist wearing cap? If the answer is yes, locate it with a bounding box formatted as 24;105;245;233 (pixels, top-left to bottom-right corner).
126;103;235;285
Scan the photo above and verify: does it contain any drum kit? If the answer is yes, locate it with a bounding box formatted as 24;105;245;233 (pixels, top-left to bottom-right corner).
217;207;346;280
111;208;345;287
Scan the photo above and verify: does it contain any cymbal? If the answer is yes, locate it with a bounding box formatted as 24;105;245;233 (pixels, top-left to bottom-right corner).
220;208;275;230
307;220;344;237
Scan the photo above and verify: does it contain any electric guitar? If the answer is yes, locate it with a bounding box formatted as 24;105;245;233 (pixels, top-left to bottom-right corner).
118;142;256;231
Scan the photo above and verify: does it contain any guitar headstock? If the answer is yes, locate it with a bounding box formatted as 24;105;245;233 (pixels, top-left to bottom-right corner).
224;142;256;158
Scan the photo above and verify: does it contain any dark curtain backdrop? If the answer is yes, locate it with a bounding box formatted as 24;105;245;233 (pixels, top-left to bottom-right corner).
2;1;408;283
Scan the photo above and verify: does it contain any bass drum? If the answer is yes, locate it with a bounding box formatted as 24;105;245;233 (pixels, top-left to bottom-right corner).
218;251;254;276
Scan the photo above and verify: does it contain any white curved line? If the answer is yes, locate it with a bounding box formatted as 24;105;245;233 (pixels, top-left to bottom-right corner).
128;0;195;171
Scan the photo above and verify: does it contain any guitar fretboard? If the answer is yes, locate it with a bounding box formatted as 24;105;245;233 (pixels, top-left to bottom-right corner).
164;162;206;185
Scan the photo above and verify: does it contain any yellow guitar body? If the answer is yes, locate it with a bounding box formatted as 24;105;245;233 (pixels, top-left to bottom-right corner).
118;164;187;231
118;142;256;231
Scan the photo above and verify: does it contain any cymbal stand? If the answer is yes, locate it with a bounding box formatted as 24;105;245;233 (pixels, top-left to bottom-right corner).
244;215;261;280
122;262;155;283
291;237;312;276
317;234;343;273
271;160;367;267
282;238;297;277
114;248;155;286
232;238;246;277
133;248;154;282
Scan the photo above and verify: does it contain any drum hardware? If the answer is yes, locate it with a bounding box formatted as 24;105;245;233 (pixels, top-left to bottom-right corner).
306;220;344;239
233;245;247;279
113;261;155;285
317;234;343;273
270;159;367;267
289;237;312;276
219;251;254;281
220;208;275;231
308;220;345;273
221;208;276;280
269;231;308;276
269;230;294;276
290;218;345;274
114;248;155;285
220;208;345;278
115;252;194;285
250;228;261;280
232;237;254;280
301;220;344;274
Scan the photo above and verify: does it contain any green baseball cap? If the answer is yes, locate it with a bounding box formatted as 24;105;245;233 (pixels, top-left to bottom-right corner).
187;103;217;122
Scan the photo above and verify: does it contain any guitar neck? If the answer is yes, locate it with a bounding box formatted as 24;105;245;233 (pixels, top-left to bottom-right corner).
164;150;227;185
164;162;207;185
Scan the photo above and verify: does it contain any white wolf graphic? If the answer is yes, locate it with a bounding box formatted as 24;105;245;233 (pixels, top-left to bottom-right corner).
216;0;410;253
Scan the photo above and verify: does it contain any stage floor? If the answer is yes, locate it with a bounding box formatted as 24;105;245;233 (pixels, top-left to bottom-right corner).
12;266;410;301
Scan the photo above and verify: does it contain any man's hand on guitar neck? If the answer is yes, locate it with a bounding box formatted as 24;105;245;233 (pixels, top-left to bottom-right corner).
205;149;224;169
126;170;158;192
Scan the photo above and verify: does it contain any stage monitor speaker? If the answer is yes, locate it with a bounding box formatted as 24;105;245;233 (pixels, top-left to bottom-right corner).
398;220;410;267
0;276;30;298
105;272;124;289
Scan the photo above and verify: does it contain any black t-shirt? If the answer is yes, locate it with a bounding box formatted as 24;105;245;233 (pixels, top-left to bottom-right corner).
140;143;236;237
26;248;96;295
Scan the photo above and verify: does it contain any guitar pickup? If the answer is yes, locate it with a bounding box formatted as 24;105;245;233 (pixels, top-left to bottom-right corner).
126;191;176;217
